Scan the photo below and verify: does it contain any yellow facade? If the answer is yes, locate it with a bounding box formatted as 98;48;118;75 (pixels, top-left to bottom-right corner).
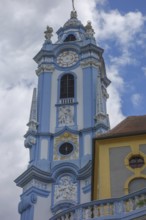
92;134;146;201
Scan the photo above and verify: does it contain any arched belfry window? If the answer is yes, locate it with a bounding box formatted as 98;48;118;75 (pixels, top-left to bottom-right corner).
64;34;76;42
60;74;74;99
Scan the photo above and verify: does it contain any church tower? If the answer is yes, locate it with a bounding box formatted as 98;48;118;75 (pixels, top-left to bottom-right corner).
15;7;110;220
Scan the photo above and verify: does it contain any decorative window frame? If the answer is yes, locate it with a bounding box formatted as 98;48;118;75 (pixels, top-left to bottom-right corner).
57;72;77;105
57;141;75;157
124;151;146;194
51;171;79;213
55;72;78;129
125;152;146;173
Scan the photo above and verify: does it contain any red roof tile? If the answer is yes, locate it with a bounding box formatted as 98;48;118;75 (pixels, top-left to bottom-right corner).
96;115;146;140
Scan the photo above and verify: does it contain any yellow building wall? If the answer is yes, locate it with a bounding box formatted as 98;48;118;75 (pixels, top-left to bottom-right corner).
92;134;146;201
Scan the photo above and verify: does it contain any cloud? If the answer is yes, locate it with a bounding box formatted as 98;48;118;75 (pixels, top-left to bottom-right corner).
0;84;31;220
106;65;125;127
93;10;145;46
131;93;142;107
142;67;146;76
109;49;137;68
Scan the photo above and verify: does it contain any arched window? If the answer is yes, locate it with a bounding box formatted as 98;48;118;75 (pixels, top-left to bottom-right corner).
129;178;146;193
60;74;74;99
64;34;76;42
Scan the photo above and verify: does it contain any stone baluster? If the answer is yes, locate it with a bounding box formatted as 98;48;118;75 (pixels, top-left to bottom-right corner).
107;203;111;216
126;199;133;212
83;208;89;219
103;203;107;216
127;199;131;212
65;213;70;220
140;194;145;202
122;200;127;213
100;204;104;216
123;200;128;213
110;203;114;215
93;205;99;217
88;206;92;218
70;212;74;220
113;202;123;215
135;196;140;209
129;199;135;212
74;208;82;220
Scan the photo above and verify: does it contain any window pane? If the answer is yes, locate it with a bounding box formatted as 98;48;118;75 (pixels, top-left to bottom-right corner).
129;155;144;169
60;74;74;98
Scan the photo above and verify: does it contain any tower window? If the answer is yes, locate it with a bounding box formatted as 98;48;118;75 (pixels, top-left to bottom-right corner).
60;74;74;99
129;155;144;168
64;34;76;42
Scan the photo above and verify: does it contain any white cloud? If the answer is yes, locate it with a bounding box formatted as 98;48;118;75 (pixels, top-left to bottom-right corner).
0;84;31;220
131;93;142;107
109;49;137;68
106;65;125;127
94;10;145;46
142;67;146;76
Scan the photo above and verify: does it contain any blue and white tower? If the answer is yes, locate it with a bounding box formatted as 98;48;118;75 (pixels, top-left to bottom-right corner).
15;9;110;220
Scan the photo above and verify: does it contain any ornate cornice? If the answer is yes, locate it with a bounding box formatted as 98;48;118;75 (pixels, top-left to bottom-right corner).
36;64;55;76
15;166;53;187
80;58;99;68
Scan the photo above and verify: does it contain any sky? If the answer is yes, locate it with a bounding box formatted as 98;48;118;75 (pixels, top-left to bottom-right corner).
0;0;146;219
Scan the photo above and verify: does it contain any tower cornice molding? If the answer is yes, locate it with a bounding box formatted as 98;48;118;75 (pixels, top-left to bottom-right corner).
33;50;54;63
14;166;53;188
81;44;104;54
36;64;55;76
80;58;99;68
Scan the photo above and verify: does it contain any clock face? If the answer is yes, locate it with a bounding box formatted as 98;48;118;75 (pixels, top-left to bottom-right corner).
59;143;73;155
57;51;78;67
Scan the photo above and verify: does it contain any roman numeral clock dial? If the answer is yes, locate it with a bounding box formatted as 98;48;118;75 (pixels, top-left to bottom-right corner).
57;51;78;67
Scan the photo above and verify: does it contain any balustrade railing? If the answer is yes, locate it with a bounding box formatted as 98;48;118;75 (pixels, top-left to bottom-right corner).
50;188;146;220
60;98;74;104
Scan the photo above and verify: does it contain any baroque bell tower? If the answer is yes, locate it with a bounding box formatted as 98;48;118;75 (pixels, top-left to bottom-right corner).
15;5;110;220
